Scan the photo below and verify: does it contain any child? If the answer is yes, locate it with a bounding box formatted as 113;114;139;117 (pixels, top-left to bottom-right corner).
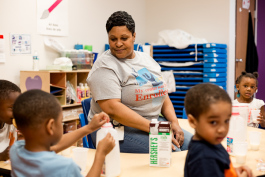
184;83;253;177
235;71;265;128
0;80;21;161
10;89;115;177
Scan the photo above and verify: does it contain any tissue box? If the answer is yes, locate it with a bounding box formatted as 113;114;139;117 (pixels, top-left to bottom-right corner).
46;65;72;71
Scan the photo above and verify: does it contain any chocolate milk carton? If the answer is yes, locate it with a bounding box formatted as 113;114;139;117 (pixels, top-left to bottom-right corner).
149;119;172;167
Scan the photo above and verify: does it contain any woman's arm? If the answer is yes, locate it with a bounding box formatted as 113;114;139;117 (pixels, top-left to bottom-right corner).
97;99;150;132
161;95;184;148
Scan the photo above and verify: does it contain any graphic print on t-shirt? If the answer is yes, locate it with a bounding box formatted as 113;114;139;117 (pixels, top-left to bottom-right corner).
131;67;168;106
132;68;163;86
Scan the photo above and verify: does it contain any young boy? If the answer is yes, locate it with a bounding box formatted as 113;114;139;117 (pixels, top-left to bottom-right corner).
184;83;253;177
10;89;115;177
0;80;21;161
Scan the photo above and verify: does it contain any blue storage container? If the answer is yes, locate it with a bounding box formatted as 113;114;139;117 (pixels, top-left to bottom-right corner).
203;72;227;78
203;77;227;83
203;43;227;48
203;48;227;54
204;58;227;63
204;63;227;68
203;68;227;72
203;53;227;58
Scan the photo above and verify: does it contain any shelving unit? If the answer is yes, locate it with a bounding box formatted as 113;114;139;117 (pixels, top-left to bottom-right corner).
20;70;90;107
20;69;90;147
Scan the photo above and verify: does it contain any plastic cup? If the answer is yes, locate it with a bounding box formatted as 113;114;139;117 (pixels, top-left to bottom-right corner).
249;131;262;150
233;142;248;164
72;147;88;172
61;147;71;156
251;110;260;123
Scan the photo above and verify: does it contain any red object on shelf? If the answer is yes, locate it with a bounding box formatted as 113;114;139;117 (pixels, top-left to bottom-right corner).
0;35;3;39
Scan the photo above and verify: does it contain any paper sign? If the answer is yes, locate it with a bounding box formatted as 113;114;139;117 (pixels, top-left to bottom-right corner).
242;0;250;9
10;34;31;55
37;0;68;36
0;35;5;63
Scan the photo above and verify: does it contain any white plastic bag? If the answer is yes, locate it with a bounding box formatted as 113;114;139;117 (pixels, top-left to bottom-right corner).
161;71;176;93
156;29;208;49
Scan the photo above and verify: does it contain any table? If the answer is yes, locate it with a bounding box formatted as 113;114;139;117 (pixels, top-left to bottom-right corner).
1;119;265;177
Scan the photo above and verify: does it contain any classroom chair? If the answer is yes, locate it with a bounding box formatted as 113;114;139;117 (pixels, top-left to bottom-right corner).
79;97;95;149
182;108;187;119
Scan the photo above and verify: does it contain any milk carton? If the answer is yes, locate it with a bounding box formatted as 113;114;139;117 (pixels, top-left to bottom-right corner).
149;119;171;167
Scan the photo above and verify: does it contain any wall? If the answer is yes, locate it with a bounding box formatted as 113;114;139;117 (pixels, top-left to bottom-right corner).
145;0;235;98
0;0;146;85
256;0;265;101
0;0;236;97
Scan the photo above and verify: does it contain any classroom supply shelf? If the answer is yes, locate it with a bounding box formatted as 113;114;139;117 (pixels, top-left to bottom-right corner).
152;43;227;118
20;70;90;107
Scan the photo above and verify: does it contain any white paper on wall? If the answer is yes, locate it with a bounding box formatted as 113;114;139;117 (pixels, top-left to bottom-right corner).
0;35;5;63
242;0;250;9
10;34;31;55
37;0;68;36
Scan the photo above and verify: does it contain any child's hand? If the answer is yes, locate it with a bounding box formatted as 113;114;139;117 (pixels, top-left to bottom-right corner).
235;166;253;177
88;112;110;132
0;146;10;161
257;112;265;125
97;133;115;156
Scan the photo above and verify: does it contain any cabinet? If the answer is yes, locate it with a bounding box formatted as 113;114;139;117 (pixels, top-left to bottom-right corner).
20;70;90;107
20;70;90;147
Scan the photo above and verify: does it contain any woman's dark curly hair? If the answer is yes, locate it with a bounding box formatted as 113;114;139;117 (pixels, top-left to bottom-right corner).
106;11;135;34
236;71;259;86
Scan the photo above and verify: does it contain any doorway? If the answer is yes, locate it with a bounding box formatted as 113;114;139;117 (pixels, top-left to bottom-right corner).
235;0;256;98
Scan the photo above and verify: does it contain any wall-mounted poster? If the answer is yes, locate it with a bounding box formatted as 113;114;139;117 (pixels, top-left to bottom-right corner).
37;0;68;36
10;34;31;55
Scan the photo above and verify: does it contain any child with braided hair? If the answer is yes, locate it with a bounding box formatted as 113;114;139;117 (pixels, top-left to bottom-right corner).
234;71;265;128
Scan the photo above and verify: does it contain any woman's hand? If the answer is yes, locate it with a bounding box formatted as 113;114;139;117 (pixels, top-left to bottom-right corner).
171;121;184;150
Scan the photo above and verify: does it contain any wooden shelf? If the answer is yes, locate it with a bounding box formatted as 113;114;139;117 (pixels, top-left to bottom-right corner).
20;70;90;109
62;103;82;108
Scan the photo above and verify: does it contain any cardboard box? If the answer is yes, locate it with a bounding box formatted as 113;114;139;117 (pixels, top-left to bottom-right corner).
149;120;172;167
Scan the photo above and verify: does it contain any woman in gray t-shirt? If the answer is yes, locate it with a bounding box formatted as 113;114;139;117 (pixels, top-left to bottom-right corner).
87;11;192;153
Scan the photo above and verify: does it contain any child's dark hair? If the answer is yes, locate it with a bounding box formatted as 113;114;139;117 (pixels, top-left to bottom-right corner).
184;83;231;119
106;11;135;34
236;71;259;86
0;80;21;101
13;89;61;129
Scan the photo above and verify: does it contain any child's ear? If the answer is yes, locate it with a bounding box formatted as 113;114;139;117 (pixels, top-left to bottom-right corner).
236;83;240;91
46;119;55;135
187;114;197;129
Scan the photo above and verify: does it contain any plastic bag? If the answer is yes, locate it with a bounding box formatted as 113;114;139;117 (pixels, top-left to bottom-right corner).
66;81;78;104
161;70;176;93
156;29;208;49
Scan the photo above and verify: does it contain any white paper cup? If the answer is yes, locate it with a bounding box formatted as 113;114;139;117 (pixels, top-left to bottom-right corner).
249;131;262;151
251;110;260;123
72;147;88;172
234;142;248;164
